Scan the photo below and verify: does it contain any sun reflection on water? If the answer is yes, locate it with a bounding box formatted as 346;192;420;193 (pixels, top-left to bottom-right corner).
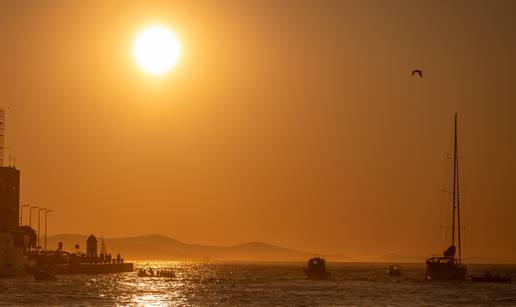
118;261;206;306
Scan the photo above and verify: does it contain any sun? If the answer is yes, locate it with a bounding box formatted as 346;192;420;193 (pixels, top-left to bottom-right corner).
133;25;181;75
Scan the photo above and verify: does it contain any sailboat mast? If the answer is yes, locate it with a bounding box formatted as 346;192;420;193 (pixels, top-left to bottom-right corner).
451;113;457;248
456;115;462;262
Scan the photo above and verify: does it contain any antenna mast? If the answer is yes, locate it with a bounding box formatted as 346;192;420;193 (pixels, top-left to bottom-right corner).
451;114;457;247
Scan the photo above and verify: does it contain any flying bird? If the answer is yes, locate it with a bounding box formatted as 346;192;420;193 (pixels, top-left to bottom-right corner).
412;69;423;78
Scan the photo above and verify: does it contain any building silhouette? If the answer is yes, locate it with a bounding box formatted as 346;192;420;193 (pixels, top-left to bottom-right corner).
87;234;98;256
0;166;20;232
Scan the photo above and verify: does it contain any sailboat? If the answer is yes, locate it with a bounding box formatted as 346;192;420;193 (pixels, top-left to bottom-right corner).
425;113;467;281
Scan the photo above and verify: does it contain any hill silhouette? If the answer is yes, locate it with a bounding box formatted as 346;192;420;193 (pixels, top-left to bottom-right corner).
46;234;352;262
45;235;514;263
375;253;427;263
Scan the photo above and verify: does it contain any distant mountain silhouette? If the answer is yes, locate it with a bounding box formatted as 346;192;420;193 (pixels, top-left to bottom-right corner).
44;235;515;263
375;253;427;263
463;256;514;264
46;234;352;262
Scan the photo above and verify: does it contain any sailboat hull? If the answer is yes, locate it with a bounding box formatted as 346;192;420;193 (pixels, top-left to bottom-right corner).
425;257;466;281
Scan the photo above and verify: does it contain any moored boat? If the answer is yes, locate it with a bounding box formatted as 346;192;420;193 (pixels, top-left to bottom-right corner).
471;270;511;283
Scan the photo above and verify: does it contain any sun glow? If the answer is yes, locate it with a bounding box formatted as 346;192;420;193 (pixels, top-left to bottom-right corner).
133;25;181;75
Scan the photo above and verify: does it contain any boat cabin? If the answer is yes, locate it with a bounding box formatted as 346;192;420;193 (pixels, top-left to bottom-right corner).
303;257;330;280
387;265;402;276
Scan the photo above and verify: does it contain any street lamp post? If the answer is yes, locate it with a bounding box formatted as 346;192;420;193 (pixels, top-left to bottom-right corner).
37;208;46;250
20;205;29;226
29;206;38;229
44;210;54;251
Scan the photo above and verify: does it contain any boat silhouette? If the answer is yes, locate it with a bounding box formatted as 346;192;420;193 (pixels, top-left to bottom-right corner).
303;257;330;280
471;270;511;283
387;265;402;276
425;114;467;281
33;268;57;281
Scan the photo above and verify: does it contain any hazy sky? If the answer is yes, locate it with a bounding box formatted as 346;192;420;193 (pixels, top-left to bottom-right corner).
1;0;515;259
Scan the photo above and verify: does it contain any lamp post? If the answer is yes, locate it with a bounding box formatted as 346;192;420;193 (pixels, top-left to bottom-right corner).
20;205;29;226
37;208;46;250
44;210;54;251
29;206;38;229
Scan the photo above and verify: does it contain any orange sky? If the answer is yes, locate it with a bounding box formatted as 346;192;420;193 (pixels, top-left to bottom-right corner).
1;0;515;259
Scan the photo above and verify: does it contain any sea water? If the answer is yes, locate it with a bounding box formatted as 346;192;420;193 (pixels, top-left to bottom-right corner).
1;262;515;306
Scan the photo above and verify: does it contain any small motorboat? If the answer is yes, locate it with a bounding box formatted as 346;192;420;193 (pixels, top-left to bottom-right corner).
387;265;402;276
471;270;511;283
303;257;330;280
33;269;57;281
137;268;175;278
